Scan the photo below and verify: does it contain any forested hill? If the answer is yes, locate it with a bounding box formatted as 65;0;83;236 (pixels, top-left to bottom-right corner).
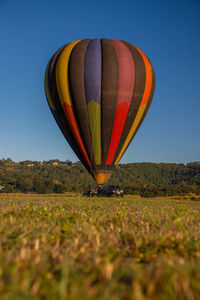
0;158;199;196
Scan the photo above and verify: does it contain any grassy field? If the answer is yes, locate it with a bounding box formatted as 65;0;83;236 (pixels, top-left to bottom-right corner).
0;195;200;300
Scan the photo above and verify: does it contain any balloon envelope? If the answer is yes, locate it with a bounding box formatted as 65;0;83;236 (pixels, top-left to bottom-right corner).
45;39;155;184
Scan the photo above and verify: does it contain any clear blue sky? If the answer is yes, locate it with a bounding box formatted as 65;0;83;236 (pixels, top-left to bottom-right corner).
0;0;199;164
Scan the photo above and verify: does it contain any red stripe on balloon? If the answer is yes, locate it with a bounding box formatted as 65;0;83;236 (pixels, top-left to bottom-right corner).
63;103;91;166
106;102;130;164
106;40;135;165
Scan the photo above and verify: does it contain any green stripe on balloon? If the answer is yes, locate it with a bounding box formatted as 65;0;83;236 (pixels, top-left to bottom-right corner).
87;100;101;165
84;39;102;165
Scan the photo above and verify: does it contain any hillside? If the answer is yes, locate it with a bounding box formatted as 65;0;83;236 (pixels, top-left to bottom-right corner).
0;158;199;196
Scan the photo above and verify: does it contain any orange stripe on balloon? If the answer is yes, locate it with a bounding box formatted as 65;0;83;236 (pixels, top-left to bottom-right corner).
135;46;152;105
63;104;91;166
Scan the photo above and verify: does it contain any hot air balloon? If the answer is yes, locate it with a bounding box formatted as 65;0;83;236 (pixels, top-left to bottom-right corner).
44;39;155;184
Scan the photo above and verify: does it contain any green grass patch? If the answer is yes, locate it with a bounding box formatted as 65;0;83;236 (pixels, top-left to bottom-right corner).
0;195;200;299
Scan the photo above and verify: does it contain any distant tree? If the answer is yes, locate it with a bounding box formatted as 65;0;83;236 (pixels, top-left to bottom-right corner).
54;184;66;193
0;159;199;195
33;176;45;194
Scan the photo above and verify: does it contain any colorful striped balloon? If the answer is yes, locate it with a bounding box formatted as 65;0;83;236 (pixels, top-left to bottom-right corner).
44;38;155;184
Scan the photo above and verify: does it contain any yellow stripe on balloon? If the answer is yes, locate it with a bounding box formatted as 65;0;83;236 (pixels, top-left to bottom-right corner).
44;62;55;110
114;104;146;165
56;40;80;106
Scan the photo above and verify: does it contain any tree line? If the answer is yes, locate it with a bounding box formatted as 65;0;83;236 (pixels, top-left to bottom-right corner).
0;158;199;196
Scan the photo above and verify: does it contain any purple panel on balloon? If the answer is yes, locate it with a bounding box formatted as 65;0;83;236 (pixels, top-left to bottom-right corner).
84;39;102;104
